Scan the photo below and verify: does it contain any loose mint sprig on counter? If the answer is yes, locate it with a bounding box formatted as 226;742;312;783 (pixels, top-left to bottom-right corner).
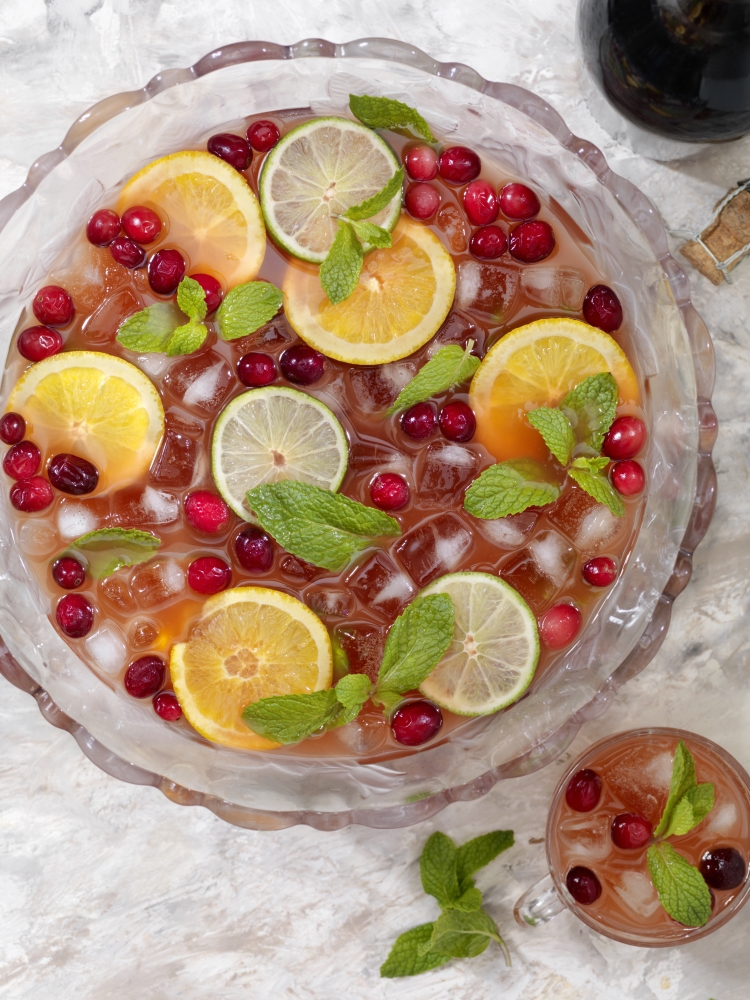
350;94;436;143
386;341;481;416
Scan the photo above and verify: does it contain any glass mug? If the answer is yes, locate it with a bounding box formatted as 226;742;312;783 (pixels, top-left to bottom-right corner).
514;728;750;946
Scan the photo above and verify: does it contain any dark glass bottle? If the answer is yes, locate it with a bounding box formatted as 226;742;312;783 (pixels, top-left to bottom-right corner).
579;0;750;142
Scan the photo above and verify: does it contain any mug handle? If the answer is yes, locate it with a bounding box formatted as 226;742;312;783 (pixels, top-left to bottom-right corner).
513;873;567;927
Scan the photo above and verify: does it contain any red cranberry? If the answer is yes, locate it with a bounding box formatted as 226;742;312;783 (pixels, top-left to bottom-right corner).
124;655;165;698
153;691;182;721
391;700;443;746
582;556;617;587
247;119;280;152
280;345;325;385
238;352;277;387
3;441;41;480
184;491;230;534
188;556;232;595
235;526;274;572
499;182;540;220
0;413;25;445
509;220;556;262
55;593;94;637
439;146;481;184
404;144;438;181
148;249;186;295
463;180;498;226
404;183;441;220
611;813;653;850
611;460;645;497
603;416;647;460
51;556;86;590
10;476;53;512
583;284;623;333
565;768;602;812
208;132;251;171
540;603;582;650
400;402;437;440
86;209;121;246
32;286;74;327
17;326;64;362
189;273;223;313
566;866;602;905
700;848;747;890
121;205;162;244
469;225;508;259
370;473;409;511
110;236;146;269
48;454;99;495
439;400;476;442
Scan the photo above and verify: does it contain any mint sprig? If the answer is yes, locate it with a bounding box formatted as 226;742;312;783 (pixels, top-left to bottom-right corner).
215;280;283;341
568;456;625;517
350;94;436;142
464;460;560;519
526;407;576;466
345;218;392;248
344;167;405;220
63;527;161;579
116;277;209;356
559;372;618;454
319;221;365;305
176;274;208;321
387;341;481;416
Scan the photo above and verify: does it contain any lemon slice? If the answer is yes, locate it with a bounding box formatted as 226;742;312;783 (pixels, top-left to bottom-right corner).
170;587;333;751
470;318;639;462
418;572;539;716
283;218;456;365
117;150;266;285
259;117;402;263
211;386;348;520
8;351;164;489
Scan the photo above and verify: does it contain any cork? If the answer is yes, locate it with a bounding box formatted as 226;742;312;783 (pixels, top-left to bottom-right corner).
680;187;750;285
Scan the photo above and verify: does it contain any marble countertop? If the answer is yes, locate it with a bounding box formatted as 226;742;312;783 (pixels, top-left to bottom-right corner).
1;2;749;998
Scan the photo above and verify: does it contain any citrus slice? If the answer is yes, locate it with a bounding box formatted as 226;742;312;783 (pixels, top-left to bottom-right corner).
259;117;401;263
170;586;333;751
7;351;164;489
283;218;456;365
418;572;539;716
117;150;266;285
470;318;639;462
211;386;348;520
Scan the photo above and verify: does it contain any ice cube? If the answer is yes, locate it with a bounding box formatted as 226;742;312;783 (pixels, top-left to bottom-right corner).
395;513;474;587
18;520;57;556
99;574;137;614
131;558;185;609
474;510;538;550
500;529;574;612
149;415;201;488
337;714;388;753
81;287;144;346
130;619;160;649
547;486;625;554
164;352;233;417
436;203;469;252
84;624;127;675
245;321;295;351
335;624;385;683
347;552;415;620
347;362;417;413
455;261;519;321
110;486;179;528
348;440;406;471
558;811;611;862
57;501;98;541
520;267;586;311
280;555;321;581
50;242;133;313
134;353;171;380
705;800;739;836
606;749;672;825
304;585;353;619
416;441;480;508
611;871;660;918
427;312;482;358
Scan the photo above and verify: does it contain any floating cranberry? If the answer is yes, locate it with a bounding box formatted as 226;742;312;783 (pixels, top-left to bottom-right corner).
611;813;653;849
566;866;602;905
86;209;121;246
32;286;74;327
509;220;556;263
404;183;441;220
540;603;582;650
439;400;476;442
207;132;251;171
188;556;232;595
124;655;166;698
153;691;182;721
55;593;94;638
10;476;53;512
404;144;438;181
110;236;146;269
582;556;617;587
3;441;41;480
463;179;498;226
121;205;162;244
51;556;86;590
439;146;481;184
238;352;277;387
280;345;325;385
391;700;443;746
611;460;645;497
370;473;409;511
247;120;280;152
148;249;186;295
583;284;623;333
603;416;647;460
17;326;64;362
0;413;25;445
499;182;540;220
48;454;99;495
184;491;230;534
565;768;602;812
469;225;508;260
700;848;747;890
400;402;437;440
189;273;223;313
235;526;274;572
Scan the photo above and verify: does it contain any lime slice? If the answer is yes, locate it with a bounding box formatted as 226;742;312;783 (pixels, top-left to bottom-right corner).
259;117;401;263
211;386;348;520
418;572;539;716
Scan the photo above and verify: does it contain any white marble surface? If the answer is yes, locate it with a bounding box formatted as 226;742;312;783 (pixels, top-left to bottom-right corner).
1;2;749;998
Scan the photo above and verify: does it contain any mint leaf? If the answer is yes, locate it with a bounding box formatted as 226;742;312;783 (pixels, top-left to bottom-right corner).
456;831;514;893
334;672;372;723
419;831;460;908
451;888;483;912
464;460;560;519
345;218;392;248
387;341;481;415
646;842;712;927
64;527;161;580
380;924;450;978
422;910;507;962
320;221;364;305
568;457;625;517
176;275;207;321
116;301;181;353
663;783;715;839
246;481;401;573
654;740;698;838
560;372;618;453
350;94;436;142
215;281;283;341
526;407;576;465
374;594;455;704
242;689;340;744
165;319;208;357
344;167;404;220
